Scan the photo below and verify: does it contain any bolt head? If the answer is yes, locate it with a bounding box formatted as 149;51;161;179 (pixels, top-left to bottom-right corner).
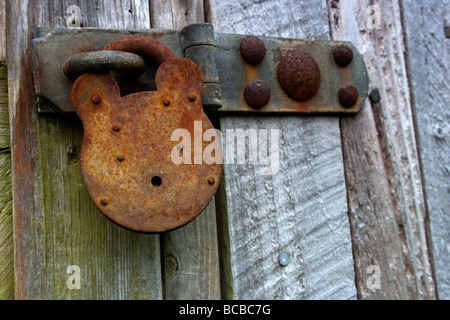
240;36;266;65
117;153;125;161
112;123;121;131
277;50;321;102
278;252;290;266
333;45;354;68
338;85;358;108
91;94;101;104
188;94;197;102
207;176;215;185
162;98;171;106
369;88;380;103
100;197;109;206
244;80;271;109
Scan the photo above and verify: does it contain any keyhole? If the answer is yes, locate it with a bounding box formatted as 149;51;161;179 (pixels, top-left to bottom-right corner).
151;176;162;187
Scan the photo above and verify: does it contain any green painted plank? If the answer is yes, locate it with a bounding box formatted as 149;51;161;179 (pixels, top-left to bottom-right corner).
8;0;163;299
0;63;14;300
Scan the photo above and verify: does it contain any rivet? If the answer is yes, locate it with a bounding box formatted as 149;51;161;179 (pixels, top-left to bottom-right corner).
240;36;266;65
112;123;121;131
188;94;196;102
244;79;271;109
333;44;354;68
91;94;101;104
117;153;125;161
338;85;358;108
100;197;109;206
162;98;171;106
207;177;215;185
277;50;321;102
369;88;380;103
278;252;290;266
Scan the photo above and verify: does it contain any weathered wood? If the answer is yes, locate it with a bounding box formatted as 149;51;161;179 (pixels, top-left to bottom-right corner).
150;0;205;29
0;64;8;149
162;202;220;299
6;0;40;300
0;0;5;62
328;0;435;299
0;63;14;300
150;0;221;300
210;0;356;299
401;0;450;299
7;0;162;299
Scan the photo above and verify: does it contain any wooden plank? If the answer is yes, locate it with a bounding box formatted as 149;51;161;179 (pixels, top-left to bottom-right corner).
150;0;205;29
6;0;40;300
162;202;220;299
0;63;14;300
150;0;221;300
328;0;435;299
0;63;8;149
401;0;450;299
209;0;356;299
0;0;5;62
0;154;13;300
7;0;162;299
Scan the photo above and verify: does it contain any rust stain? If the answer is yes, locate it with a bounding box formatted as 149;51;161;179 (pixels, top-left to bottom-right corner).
71;37;222;233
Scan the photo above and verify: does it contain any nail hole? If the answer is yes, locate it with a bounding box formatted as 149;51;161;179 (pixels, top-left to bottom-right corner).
151;176;162;187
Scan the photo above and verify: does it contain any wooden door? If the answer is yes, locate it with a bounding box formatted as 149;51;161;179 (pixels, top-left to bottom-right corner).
0;0;447;300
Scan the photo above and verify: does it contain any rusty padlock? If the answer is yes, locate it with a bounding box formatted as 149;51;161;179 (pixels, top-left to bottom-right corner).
71;37;222;233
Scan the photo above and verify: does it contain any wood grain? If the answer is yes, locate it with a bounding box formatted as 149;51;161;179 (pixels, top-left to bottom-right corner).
0;0;5;62
401;0;450;299
6;0;40;300
7;0;163;299
0;64;8;149
210;0;357;299
328;0;435;299
0;63;14;300
150;0;205;30
150;0;221;300
162;202;220;299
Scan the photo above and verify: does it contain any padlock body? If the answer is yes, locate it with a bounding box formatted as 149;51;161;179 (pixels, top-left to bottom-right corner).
72;57;222;232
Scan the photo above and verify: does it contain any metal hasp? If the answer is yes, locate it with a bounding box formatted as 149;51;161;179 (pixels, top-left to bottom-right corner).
71;36;222;233
32;23;369;115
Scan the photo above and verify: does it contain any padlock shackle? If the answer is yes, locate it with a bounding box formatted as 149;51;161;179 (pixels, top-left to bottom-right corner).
103;36;175;66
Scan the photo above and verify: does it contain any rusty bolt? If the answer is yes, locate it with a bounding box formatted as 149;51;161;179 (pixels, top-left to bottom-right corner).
100;197;109;206
277;50;321;102
244;80;271;109
112;123;121;131
333;45;354;68
338;85;359;108
91;94;101;104
207;176;216;185
188;94;196;102
162;98;171;106
240;36;266;65
117;153;125;161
